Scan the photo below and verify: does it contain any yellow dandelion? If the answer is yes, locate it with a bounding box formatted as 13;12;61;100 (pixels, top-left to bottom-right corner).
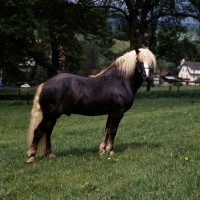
132;140;135;143
108;157;111;160
185;157;189;161
115;158;118;162
85;182;89;185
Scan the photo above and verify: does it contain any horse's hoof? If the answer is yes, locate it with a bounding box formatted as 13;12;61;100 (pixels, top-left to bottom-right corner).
27;156;35;163
106;148;114;155
99;150;106;156
49;153;56;159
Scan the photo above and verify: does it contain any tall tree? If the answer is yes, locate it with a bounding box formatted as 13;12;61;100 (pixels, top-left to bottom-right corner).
105;0;177;50
0;0;35;83
32;0;113;78
100;0;198;51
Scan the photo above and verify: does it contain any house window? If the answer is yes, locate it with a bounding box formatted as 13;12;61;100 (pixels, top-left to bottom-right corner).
194;70;195;73
182;69;184;72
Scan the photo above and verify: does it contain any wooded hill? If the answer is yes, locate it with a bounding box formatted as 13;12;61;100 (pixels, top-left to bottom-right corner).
1;0;200;85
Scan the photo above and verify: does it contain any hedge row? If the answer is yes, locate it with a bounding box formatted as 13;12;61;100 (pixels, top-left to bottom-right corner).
135;90;200;99
1;89;200;101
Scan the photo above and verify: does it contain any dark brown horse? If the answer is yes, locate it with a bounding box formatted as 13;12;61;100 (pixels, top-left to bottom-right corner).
26;48;156;162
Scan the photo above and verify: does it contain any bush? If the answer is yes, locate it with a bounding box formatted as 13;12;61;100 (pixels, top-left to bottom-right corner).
174;82;183;87
135;88;200;99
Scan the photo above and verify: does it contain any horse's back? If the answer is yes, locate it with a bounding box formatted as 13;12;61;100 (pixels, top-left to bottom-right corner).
39;72;134;116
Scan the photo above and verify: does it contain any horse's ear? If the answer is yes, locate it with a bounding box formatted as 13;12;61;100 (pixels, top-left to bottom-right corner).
135;46;140;55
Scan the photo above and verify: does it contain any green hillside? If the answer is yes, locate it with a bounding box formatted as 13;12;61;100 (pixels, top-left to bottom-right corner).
110;39;130;53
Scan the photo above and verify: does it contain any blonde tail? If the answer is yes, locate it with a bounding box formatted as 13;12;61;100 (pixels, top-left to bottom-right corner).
27;83;46;155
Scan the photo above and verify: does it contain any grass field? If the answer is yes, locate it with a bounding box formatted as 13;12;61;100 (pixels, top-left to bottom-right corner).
1;95;200;199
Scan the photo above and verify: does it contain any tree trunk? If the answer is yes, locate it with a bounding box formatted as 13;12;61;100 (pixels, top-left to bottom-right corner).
47;49;59;78
129;12;138;50
146;80;151;91
47;35;60;78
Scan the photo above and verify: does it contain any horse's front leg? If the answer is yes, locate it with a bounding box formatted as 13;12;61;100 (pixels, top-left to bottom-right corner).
106;112;123;155
45;119;57;159
99;115;111;155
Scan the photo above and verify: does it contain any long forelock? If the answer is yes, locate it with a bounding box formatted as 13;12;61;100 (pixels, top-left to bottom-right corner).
137;48;156;69
115;50;137;76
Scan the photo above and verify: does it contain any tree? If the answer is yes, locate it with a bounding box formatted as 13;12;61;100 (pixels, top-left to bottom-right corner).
0;0;35;83
196;76;200;83
104;0;178;50
81;42;100;76
32;0;114;78
101;0;199;55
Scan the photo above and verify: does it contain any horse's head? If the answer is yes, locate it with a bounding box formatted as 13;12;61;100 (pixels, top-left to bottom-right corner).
135;47;156;81
136;60;154;81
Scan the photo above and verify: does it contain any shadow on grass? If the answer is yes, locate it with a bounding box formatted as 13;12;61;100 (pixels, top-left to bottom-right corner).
55;141;162;158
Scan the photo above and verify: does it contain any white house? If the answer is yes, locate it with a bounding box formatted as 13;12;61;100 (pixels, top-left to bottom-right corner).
178;59;200;85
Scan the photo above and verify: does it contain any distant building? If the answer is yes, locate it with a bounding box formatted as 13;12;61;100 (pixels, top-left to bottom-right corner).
178;59;200;85
153;68;160;86
19;57;36;73
160;71;173;86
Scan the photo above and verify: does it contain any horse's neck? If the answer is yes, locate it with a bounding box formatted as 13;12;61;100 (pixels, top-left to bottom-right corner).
129;68;143;95
105;66;143;95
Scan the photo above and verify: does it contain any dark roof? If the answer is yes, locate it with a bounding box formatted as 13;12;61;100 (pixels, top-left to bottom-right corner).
159;71;170;76
184;61;200;70
161;76;180;82
155;68;161;74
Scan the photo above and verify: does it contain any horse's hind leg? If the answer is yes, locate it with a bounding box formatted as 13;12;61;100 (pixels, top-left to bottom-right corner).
27;118;56;162
99;115;111;155
45;119;57;158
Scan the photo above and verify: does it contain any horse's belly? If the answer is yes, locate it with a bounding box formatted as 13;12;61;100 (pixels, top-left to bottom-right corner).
73;106;109;116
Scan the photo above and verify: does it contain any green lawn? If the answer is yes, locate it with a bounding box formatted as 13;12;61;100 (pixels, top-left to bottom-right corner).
1;97;200;199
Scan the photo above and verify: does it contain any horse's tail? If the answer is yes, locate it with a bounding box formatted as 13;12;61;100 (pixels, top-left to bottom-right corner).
27;83;46;155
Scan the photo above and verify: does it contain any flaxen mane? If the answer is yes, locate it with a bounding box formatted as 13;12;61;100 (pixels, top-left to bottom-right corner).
93;48;156;77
